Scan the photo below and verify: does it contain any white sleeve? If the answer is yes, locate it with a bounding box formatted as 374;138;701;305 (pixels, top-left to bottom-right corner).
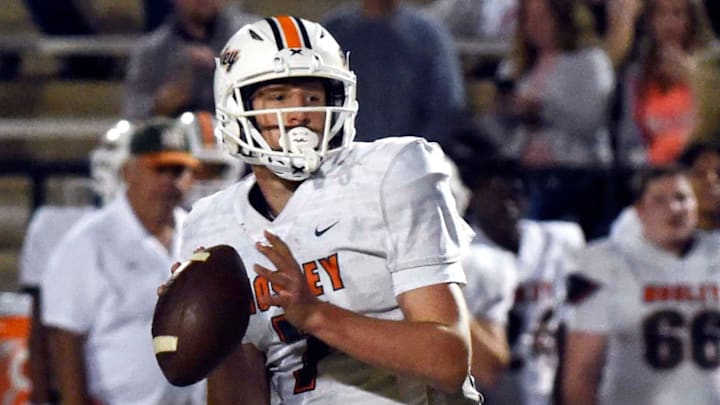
462;248;517;324
19;211;48;288
380;140;474;296
41;229;104;334
19;207;93;288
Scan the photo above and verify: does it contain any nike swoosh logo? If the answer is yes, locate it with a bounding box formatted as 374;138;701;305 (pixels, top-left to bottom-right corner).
315;221;339;237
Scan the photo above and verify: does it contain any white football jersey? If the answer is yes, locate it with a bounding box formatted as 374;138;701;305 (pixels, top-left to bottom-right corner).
461;229;518;326
19;205;96;288
182;137;481;404
481;220;584;405
566;231;720;405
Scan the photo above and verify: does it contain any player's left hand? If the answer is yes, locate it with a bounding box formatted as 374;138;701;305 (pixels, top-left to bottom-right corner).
254;230;321;331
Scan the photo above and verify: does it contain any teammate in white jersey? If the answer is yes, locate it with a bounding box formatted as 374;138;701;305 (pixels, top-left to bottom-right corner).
179;15;481;404
561;165;720;405
460;159;584;405
41;118;207;405
610;140;720;244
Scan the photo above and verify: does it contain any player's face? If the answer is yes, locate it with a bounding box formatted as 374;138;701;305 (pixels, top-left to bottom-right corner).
636;173;697;251
472;177;526;241
250;81;327;150
688;151;720;218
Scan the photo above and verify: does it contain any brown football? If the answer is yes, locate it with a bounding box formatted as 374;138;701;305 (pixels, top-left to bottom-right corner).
151;244;252;386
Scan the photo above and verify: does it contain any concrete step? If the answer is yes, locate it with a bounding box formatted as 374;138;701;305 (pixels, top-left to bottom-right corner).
0;249;20;292
0;177;31;250
0;80;123;117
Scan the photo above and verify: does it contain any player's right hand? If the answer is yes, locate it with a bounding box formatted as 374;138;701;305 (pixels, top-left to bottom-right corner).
253;230;323;332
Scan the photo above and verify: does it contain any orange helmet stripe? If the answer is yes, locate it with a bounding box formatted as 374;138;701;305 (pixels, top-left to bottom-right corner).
276;16;302;49
265;16;312;50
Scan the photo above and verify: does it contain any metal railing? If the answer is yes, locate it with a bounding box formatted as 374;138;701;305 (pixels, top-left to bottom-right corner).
0;33;140;57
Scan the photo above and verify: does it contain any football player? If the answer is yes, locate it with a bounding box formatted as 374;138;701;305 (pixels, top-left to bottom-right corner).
460;158;584;405
609;139;720;244
18;119;131;404
562;165;720;405
178;16;481;404
177;110;245;209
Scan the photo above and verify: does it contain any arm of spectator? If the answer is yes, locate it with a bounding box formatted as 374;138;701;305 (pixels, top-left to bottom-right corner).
604;0;643;69
47;327;97;405
417;21;467;146
560;331;606;405
122;43;192;119
152;78;192;118
207;343;270;405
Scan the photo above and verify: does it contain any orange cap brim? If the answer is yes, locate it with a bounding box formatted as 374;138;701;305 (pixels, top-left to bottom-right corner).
137;152;200;169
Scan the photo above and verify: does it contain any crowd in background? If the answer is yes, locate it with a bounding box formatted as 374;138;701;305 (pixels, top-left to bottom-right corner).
7;0;720;404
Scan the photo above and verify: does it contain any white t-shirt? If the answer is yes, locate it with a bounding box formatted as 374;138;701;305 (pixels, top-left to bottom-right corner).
41;194;205;405
479;220;584;405
19;205;96;288
566;231;720;405
182;137;481;404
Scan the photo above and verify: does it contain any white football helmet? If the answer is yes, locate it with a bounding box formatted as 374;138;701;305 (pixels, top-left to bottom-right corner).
179;110;245;206
214;16;358;181
89;120;132;204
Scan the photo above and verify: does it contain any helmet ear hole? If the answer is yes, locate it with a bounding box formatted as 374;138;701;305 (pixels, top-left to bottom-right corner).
325;79;345;107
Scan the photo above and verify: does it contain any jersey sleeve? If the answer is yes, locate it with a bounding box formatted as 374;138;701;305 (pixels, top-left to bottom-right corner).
41;228;104;334
380;139;475;296
563;241;615;334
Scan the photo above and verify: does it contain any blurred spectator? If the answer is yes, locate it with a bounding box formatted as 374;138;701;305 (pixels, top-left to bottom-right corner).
690;45;720;143
321;0;467;148
21;0;120;79
423;0;518;43
562;165;720;405
18;120;132;404
483;0;615;239
461;157;584;405
614;0;715;167
602;0;644;68
41;118;205;405
122;0;257;120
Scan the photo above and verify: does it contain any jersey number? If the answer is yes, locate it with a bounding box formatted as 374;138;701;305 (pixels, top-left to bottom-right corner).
272;315;330;394
642;309;720;370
